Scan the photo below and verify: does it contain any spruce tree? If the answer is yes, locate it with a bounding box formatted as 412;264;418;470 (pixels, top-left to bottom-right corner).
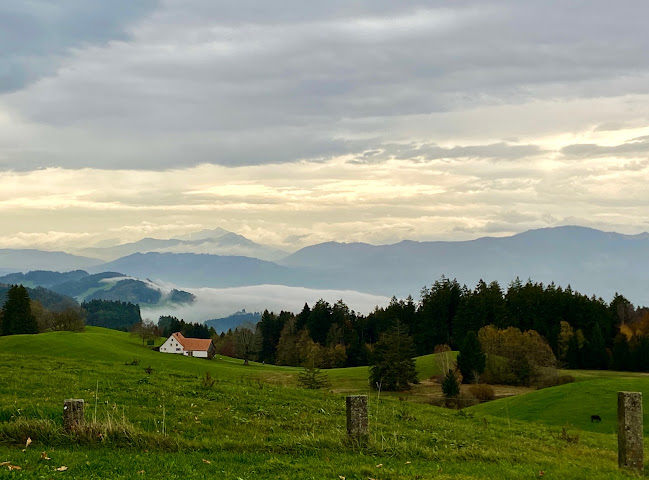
587;324;608;370
441;369;460;398
369;320;418;391
456;330;486;383
1;285;38;335
613;333;631;371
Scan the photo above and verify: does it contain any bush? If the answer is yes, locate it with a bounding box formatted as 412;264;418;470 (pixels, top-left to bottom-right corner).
468;384;495;402
201;371;216;389
431;392;478;409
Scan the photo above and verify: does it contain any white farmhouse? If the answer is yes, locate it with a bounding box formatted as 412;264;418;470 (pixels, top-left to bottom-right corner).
160;332;215;359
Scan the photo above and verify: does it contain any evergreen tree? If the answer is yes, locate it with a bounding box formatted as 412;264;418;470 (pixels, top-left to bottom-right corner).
586;324;608;369
297;365;331;389
1;285;38;335
441;369;460;398
456;330;486;383
369;320;418;391
634;336;649;372
612;333;631;371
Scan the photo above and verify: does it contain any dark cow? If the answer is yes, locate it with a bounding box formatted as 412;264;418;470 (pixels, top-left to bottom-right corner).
591;415;602;423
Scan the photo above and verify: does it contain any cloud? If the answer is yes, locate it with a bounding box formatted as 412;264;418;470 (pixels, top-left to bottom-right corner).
140;284;390;323
0;1;157;93
348;142;545;164
561;136;649;159
2;1;649;171
1;2;649;247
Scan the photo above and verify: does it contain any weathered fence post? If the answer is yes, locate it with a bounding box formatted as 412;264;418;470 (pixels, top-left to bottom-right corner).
618;391;643;473
346;395;368;439
63;399;85;431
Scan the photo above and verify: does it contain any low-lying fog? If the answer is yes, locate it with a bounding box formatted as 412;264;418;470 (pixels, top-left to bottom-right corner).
140;284;391;324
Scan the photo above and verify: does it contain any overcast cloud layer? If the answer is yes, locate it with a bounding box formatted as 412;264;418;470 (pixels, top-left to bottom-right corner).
1;1;649;249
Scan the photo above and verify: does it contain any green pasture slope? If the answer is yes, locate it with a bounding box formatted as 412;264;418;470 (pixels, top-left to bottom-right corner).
0;328;642;479
468;371;649;436
325;352;449;392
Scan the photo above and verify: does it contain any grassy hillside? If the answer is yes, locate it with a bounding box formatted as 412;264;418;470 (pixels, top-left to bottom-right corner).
468;374;649;436
0;329;643;479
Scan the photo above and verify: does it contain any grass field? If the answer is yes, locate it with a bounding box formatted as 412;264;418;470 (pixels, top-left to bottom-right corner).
468;374;649;436
0;328;645;479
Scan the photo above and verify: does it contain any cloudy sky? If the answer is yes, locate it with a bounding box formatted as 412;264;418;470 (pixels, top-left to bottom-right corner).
2;1;649;252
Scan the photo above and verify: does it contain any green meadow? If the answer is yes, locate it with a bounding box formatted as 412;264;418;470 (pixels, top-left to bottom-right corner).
0;328;644;479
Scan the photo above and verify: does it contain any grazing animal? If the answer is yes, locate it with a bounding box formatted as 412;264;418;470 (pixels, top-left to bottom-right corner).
591;415;602;423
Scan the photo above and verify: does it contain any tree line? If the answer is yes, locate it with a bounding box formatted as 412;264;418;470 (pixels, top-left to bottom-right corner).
0;285;145;336
211;276;648;373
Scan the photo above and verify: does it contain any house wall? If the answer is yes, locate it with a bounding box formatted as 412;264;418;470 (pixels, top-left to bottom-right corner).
191;350;210;358
160;335;185;355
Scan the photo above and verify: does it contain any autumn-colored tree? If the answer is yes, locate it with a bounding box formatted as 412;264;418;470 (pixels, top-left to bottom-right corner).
557;321;574;365
478;325;556;386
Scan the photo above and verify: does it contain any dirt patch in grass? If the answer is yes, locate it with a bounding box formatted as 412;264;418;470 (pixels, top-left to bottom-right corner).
331;379;533;404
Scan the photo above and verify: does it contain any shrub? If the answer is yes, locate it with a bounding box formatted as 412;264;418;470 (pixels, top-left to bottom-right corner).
559;427;580;444
468;384;495;402
201;371;216;389
432;392;478;409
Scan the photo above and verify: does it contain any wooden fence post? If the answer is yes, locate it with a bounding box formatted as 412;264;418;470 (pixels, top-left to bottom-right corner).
618;391;643;473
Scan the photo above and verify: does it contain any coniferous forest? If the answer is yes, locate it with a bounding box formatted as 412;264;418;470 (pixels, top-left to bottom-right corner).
212;276;648;374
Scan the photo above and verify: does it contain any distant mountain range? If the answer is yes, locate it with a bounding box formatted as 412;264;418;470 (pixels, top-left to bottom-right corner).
77;228;288;261
0;249;102;272
0;270;195;306
1;226;649;307
205;310;262;333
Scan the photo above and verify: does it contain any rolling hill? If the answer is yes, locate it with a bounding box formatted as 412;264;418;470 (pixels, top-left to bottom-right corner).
0;328;637;479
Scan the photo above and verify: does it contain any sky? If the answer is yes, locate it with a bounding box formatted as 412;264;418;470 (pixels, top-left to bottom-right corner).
2;1;649;252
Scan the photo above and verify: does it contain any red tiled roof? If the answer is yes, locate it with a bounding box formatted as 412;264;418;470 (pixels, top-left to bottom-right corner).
172;332;213;352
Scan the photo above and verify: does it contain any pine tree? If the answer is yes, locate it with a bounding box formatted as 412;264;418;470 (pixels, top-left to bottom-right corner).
1;285;38;335
369;320;418;391
565;334;580;369
456;330;486;383
297;365;331;389
613;333;631;371
586;324;608;370
441;369;460;398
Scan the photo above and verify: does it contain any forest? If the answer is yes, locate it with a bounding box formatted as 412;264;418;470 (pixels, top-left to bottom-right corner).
213;277;649;373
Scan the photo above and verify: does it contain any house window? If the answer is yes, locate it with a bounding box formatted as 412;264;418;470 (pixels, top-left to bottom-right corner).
176;348;181;351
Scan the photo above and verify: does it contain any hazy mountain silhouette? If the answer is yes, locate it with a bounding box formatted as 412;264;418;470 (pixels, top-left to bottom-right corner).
0;249;102;272
90;252;302;288
280;226;649;304
78;230;288;261
3;226;649;306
